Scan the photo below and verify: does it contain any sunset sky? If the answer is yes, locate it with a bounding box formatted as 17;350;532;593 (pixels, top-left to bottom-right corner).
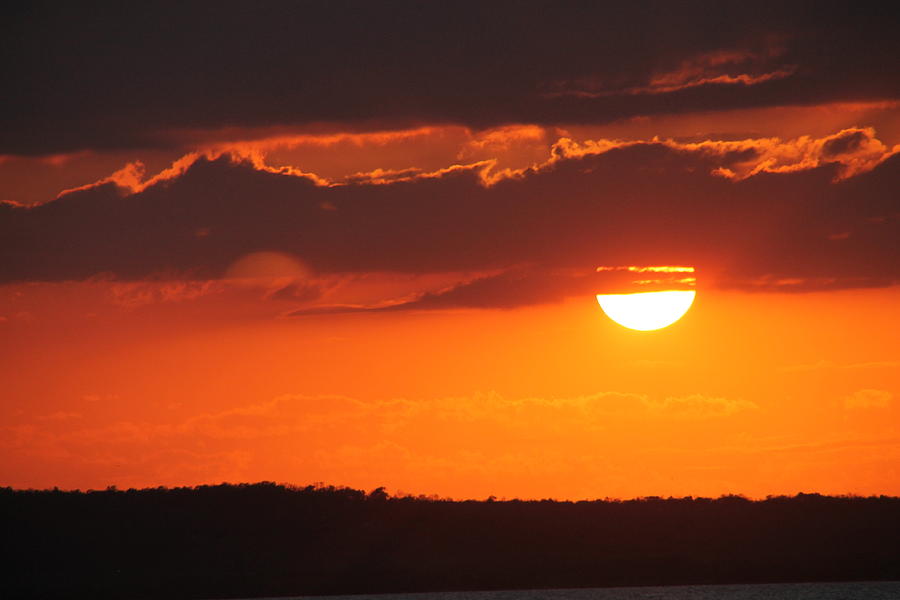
2;1;898;499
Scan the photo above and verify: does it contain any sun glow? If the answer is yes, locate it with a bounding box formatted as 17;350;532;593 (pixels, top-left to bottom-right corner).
597;290;696;331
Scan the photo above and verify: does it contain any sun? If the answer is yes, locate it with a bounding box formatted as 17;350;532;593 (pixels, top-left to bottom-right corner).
597;290;696;331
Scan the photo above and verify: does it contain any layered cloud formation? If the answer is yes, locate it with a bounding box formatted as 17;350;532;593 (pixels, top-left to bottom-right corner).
3;128;898;310
4;2;899;155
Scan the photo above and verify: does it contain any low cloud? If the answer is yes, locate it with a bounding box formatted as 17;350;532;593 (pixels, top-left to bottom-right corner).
5;390;894;497
2;389;758;457
780;360;900;373
844;389;893;410
647;395;758;418
108;279;227;308
288;268;601;315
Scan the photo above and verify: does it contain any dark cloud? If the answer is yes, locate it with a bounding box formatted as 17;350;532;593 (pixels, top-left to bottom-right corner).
2;1;898;155
2;143;898;305
288;269;602;316
822;130;869;158
267;281;323;303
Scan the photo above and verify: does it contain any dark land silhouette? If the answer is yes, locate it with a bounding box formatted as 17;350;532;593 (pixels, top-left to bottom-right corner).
2;483;899;599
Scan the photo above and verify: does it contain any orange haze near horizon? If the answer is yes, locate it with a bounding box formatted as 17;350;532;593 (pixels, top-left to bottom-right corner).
2;276;898;499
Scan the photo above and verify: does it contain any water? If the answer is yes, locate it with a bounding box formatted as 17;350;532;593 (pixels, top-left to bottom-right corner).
282;581;900;600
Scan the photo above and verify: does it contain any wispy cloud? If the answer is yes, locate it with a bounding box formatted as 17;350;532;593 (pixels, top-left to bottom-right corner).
843;389;894;410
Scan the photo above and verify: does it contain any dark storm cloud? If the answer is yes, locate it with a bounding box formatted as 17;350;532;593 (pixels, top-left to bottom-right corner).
3;1;899;155
2;143;898;304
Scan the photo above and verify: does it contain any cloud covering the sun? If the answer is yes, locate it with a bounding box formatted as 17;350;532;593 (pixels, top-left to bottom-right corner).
2;2;899;310
2;128;898;308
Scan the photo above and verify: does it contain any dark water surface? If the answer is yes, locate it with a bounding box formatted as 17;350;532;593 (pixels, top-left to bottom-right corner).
271;581;900;600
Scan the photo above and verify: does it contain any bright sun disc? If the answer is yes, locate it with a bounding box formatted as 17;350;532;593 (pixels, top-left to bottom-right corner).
596;290;696;331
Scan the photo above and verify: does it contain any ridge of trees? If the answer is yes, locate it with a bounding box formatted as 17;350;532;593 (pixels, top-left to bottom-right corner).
3;483;899;599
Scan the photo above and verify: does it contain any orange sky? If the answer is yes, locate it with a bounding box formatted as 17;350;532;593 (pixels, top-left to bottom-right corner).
2;3;899;499
2;262;898;499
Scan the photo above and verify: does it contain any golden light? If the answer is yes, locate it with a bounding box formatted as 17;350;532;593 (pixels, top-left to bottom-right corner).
596;290;696;331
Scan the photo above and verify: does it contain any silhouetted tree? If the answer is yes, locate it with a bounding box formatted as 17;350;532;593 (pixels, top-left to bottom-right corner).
1;484;898;599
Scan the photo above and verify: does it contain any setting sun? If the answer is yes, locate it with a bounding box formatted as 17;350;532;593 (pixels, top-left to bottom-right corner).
597;290;696;331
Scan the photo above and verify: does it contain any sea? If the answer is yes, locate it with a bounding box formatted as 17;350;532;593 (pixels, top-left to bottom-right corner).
273;582;900;600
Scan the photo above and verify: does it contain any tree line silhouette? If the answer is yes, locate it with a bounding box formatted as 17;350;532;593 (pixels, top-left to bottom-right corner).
2;483;898;599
